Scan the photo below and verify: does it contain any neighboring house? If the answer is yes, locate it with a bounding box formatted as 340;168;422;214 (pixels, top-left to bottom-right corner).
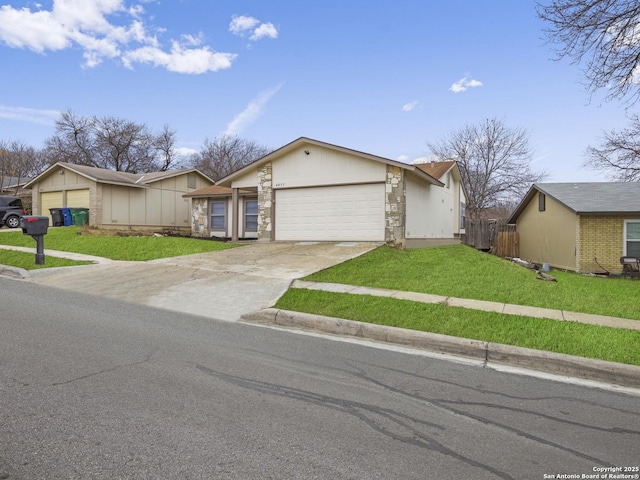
1;176;30;195
25;162;213;230
186;137;466;246
508;182;640;274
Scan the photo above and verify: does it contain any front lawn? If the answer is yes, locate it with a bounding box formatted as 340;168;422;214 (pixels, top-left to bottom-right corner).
304;244;640;320
0;249;92;269
0;227;239;261
275;289;640;366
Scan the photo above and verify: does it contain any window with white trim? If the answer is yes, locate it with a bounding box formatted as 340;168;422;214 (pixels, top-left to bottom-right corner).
210;200;226;230
245;198;258;231
460;202;466;229
625;220;640;257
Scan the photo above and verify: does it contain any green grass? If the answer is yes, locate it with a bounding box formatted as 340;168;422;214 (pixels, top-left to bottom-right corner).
0;249;92;269
0;227;239;261
275;289;640;366
305;244;640;320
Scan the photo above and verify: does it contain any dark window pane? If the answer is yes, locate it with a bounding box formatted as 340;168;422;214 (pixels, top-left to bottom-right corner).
211;202;225;215
246;200;258;215
211;216;225;229
627;222;640;240
245;215;258;230
627;241;640;257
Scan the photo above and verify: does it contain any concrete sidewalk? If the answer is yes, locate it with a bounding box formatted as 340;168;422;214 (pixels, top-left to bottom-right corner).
0;242;380;321
291;280;640;331
0;245;117;264
241;280;640;388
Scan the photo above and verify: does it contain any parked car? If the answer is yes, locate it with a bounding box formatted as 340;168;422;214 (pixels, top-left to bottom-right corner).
0;196;26;228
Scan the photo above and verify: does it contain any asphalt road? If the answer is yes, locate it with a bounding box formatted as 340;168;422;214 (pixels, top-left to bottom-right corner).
1;278;639;480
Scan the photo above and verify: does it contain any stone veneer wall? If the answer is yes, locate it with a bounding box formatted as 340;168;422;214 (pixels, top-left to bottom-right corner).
257;162;273;240
385;165;406;247
190;198;209;237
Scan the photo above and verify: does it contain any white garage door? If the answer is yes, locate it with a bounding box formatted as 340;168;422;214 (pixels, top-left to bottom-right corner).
275;184;385;241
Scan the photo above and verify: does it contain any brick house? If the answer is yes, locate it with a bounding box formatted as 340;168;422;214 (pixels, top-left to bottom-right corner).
507;183;640;274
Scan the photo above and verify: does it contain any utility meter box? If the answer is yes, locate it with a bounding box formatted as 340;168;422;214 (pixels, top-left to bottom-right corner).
20;216;49;236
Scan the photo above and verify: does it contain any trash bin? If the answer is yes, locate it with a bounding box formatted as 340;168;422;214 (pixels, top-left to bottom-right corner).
71;207;89;226
61;207;72;226
49;208;64;227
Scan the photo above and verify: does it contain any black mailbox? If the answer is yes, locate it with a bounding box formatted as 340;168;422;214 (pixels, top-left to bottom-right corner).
20;216;49;235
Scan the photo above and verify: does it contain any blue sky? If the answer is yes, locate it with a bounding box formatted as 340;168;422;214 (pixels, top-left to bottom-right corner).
0;0;633;181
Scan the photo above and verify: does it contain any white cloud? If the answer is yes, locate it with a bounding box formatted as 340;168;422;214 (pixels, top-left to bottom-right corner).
0;105;60;125
175;146;198;157
225;83;284;136
396;154;409;162
450;76;483;93
412;154;440;164
250;22;278;40
122;41;237;74
0;0;237;74
229;15;260;35
229;14;278;41
402;100;420;112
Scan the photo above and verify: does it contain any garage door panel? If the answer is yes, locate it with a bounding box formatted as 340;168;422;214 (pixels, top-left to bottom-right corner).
67;189;90;208
275;184;385;241
41;191;64;224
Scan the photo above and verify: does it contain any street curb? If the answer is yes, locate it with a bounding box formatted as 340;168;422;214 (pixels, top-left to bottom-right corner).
241;308;640;389
0;265;30;279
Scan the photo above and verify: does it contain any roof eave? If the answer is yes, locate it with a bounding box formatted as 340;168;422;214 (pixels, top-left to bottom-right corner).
216;136;444;187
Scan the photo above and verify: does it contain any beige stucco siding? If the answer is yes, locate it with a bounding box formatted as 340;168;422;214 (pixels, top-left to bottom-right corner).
517;194;577;270
405;172;463;239
270;145;386;189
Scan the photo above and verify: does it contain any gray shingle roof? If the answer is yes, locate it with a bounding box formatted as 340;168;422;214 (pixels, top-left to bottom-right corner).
56;162;205;187
535;182;640;214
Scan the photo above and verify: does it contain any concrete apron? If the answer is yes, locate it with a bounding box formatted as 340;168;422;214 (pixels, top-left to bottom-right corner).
25;241;380;322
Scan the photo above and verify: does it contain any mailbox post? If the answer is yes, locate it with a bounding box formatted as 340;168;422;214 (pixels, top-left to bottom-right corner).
20;216;49;265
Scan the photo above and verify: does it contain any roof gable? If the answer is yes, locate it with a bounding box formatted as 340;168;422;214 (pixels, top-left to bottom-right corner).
216;137;443;187
24;162;213;189
509;182;640;222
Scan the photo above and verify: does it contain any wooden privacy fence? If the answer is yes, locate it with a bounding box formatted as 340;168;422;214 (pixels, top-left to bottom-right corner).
464;219;519;258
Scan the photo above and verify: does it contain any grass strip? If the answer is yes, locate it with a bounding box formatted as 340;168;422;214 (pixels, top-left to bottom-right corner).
305;244;640;320
275;288;640;366
0;249;92;269
0;227;238;261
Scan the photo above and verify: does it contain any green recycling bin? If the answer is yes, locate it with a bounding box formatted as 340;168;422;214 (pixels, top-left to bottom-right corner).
70;208;89;226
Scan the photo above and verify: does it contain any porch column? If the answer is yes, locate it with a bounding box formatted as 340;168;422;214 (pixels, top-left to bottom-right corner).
232;187;239;242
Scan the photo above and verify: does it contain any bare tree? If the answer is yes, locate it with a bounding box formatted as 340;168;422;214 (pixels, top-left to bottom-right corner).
537;0;640;105
428;118;547;220
189;135;271;181
0;140;48;194
585;114;640;180
44;110;180;173
154;124;178;171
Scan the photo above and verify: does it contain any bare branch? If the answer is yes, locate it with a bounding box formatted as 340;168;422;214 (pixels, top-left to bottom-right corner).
537;0;640;105
428;118;547;219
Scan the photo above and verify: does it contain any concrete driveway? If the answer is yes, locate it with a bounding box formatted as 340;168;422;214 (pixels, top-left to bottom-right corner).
25;241;380;321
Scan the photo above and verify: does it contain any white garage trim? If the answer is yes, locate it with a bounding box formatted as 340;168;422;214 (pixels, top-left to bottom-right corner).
275;183;385;241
